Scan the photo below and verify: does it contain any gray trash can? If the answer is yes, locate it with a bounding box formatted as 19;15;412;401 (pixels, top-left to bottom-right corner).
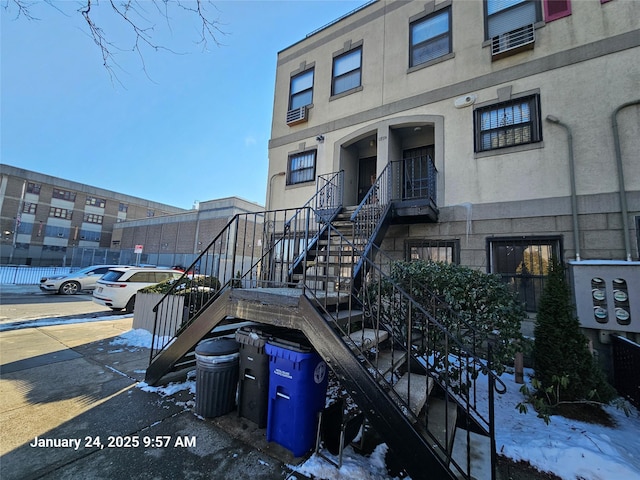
195;338;240;418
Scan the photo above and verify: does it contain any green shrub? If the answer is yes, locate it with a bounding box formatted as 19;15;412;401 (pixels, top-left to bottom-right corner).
532;258;615;406
385;260;528;373
139;275;221;295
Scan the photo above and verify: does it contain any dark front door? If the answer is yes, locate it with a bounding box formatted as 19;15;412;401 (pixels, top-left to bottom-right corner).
357;156;376;204
402;146;434;200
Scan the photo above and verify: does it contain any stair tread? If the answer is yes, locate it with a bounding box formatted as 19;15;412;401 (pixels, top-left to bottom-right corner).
451;428;492;480
370;350;406;377
426;397;458;454
394;373;434;418
344;328;389;349
323;309;364;321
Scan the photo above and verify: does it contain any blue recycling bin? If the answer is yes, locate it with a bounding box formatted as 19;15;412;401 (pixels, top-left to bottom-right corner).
265;338;328;457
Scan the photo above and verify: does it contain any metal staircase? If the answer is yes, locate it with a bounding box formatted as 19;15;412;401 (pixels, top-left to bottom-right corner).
144;168;505;480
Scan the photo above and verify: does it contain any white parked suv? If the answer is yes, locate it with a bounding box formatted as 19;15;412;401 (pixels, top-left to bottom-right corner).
40;265;125;295
92;267;184;313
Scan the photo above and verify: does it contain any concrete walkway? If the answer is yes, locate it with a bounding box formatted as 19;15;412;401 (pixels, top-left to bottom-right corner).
0;317;298;480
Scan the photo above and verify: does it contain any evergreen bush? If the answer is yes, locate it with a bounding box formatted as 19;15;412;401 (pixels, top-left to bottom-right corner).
384;260;528;373
532;258;615;405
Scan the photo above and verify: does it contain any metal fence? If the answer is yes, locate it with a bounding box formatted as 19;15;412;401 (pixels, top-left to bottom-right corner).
0;266;73;285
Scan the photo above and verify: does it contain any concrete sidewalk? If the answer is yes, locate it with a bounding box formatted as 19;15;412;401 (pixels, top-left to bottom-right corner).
0;318;300;479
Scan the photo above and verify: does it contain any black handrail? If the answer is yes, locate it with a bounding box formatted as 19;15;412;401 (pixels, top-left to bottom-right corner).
299;220;505;479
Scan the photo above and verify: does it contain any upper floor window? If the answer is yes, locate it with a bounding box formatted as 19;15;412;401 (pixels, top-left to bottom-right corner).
488;236;561;311
22;202;37;214
332;47;362;96
49;207;72;220
289;69;314;110
52;188;76;202
486;0;541;58
410;8;451;67
79;229;101;241
17;222;33;235
86;196;106;208
486;0;541;39
147;209;155;218
474;94;542;152
84;213;104;224
119;203;128;213
27;182;41;194
287;151;316;185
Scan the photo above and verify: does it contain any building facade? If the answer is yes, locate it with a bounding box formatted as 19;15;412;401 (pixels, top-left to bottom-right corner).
0;164;186;266
110;196;265;274
267;1;639;343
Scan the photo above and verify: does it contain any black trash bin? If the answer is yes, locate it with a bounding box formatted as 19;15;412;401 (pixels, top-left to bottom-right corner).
194;338;239;418
235;326;287;427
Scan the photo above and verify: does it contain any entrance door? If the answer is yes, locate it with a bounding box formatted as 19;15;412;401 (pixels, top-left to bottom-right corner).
402;146;434;200
357;157;377;204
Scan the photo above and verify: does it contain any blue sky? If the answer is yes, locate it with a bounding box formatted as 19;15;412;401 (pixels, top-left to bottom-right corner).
1;0;365;210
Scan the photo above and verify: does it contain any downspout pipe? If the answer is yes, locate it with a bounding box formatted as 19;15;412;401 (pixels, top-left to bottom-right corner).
612;100;640;262
546;115;581;261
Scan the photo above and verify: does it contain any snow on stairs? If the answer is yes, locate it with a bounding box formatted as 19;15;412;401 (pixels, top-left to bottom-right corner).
394;372;434;418
344;328;389;349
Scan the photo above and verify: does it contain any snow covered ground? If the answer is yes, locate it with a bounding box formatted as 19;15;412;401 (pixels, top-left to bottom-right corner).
111;328;640;480
7;312;638;480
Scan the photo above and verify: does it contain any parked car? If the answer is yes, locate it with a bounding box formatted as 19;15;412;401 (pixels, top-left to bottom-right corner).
92;267;184;313
40;265;125;295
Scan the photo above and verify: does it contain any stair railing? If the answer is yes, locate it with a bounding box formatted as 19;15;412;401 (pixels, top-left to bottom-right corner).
350;163;392;251
300;221;505;480
150;208;311;358
150;172;344;361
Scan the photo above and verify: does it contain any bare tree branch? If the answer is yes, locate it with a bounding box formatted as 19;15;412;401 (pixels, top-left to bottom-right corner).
3;0;225;82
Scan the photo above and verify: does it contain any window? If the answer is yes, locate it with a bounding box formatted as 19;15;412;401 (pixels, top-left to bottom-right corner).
84;213;103;224
287;151;316;185
407;239;459;264
45;225;70;238
27;182;41;194
485;0;541;40
49;207;73;220
22;202;37;214
544;0;571;21
119;203;128;213
332;47;362;96
86;196;106;208
289;69;314;110
488;236;561;311
43;245;67;252
79;229;101;241
17;222;33;235
474;94;541;152
52;188;76;202
147;209;155;218
410;8;451;67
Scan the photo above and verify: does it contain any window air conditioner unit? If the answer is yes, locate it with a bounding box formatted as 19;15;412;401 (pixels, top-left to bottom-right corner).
491;24;535;59
286;106;308;126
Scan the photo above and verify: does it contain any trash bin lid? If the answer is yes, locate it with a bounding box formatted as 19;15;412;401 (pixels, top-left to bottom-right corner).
195;338;239;356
